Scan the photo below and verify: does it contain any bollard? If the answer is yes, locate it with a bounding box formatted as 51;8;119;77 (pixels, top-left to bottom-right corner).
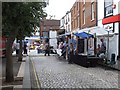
110;53;116;65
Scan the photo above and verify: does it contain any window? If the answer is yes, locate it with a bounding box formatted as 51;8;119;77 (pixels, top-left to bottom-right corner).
74;5;75;14
104;0;113;17
68;25;70;32
71;21;73;30
66;26;67;32
77;2;78;10
43;31;49;38
62;18;65;25
74;19;75;28
66;17;67;24
44;26;46;31
78;17;79;28
83;10;85;24
91;2;94;20
68;14;70;22
78;2;80;11
83;0;85;4
76;18;78;28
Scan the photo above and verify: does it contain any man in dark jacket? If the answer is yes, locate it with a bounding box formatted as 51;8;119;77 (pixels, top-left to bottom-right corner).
44;43;50;56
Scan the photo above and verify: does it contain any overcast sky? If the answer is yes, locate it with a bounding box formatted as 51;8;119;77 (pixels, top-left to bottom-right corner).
45;0;76;20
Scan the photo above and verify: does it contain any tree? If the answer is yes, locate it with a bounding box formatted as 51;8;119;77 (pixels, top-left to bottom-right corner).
2;2;47;82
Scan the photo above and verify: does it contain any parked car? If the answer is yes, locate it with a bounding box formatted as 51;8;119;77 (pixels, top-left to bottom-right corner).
30;44;35;50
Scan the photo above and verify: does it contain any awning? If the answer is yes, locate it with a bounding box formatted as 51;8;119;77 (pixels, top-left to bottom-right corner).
57;32;71;38
25;36;40;40
74;32;94;39
73;26;114;37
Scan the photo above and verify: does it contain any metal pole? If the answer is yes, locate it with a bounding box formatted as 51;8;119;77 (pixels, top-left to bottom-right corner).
107;30;110;61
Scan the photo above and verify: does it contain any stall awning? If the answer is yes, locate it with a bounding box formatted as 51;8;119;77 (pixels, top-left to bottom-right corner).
57;32;71;38
74;32;94;39
25;36;40;40
73;26;114;37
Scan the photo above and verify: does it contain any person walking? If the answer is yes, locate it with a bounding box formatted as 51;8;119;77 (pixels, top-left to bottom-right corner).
23;42;28;55
96;44;101;57
15;42;20;56
68;43;74;64
100;39;106;54
44;43;50;56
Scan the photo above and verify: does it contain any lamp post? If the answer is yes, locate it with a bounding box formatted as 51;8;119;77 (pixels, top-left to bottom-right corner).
105;25;112;61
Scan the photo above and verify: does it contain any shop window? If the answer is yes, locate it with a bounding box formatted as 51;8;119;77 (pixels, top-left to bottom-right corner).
104;0;113;17
44;26;46;31
83;0;85;5
43;31;49;38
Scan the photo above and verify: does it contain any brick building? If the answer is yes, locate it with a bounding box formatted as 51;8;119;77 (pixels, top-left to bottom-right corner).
71;0;97;32
40;19;60;38
80;0;97;29
60;11;71;34
71;1;80;32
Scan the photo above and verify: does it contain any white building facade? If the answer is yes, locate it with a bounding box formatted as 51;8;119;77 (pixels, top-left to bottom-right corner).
60;11;71;34
97;0;120;68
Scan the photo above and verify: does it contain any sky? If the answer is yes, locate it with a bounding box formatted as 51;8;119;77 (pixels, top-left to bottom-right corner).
45;0;76;20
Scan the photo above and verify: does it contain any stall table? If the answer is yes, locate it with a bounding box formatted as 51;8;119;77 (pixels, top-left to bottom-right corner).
72;54;103;67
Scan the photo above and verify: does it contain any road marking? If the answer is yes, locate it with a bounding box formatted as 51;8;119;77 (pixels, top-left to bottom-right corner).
17;62;25;78
31;60;40;90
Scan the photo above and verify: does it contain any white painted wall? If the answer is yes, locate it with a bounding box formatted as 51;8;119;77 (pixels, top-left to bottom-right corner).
118;0;120;14
68;11;71;32
97;0;104;21
114;22;119;34
113;0;120;15
49;30;57;49
97;0;119;61
60;11;71;33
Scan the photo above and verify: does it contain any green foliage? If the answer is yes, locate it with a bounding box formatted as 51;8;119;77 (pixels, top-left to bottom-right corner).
2;2;47;38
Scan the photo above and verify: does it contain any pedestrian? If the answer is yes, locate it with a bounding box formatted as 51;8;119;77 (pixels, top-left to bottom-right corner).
61;41;68;58
15;42;20;56
71;35;77;55
59;42;64;49
24;42;28;55
100;39;106;55
68;43;74;64
96;44;101;57
44;43;50;56
68;35;77;55
37;45;41;54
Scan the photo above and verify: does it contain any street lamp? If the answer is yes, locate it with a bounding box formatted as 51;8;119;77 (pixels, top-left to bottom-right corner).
105;25;113;61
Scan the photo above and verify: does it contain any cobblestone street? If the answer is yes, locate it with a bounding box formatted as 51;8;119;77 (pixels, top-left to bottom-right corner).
29;50;119;89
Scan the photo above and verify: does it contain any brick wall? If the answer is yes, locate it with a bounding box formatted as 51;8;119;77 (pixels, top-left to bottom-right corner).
80;0;97;29
71;0;97;32
40;19;60;37
71;2;80;32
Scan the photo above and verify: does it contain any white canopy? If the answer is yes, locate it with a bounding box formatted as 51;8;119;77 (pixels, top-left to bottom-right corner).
25;36;40;40
74;26;114;37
